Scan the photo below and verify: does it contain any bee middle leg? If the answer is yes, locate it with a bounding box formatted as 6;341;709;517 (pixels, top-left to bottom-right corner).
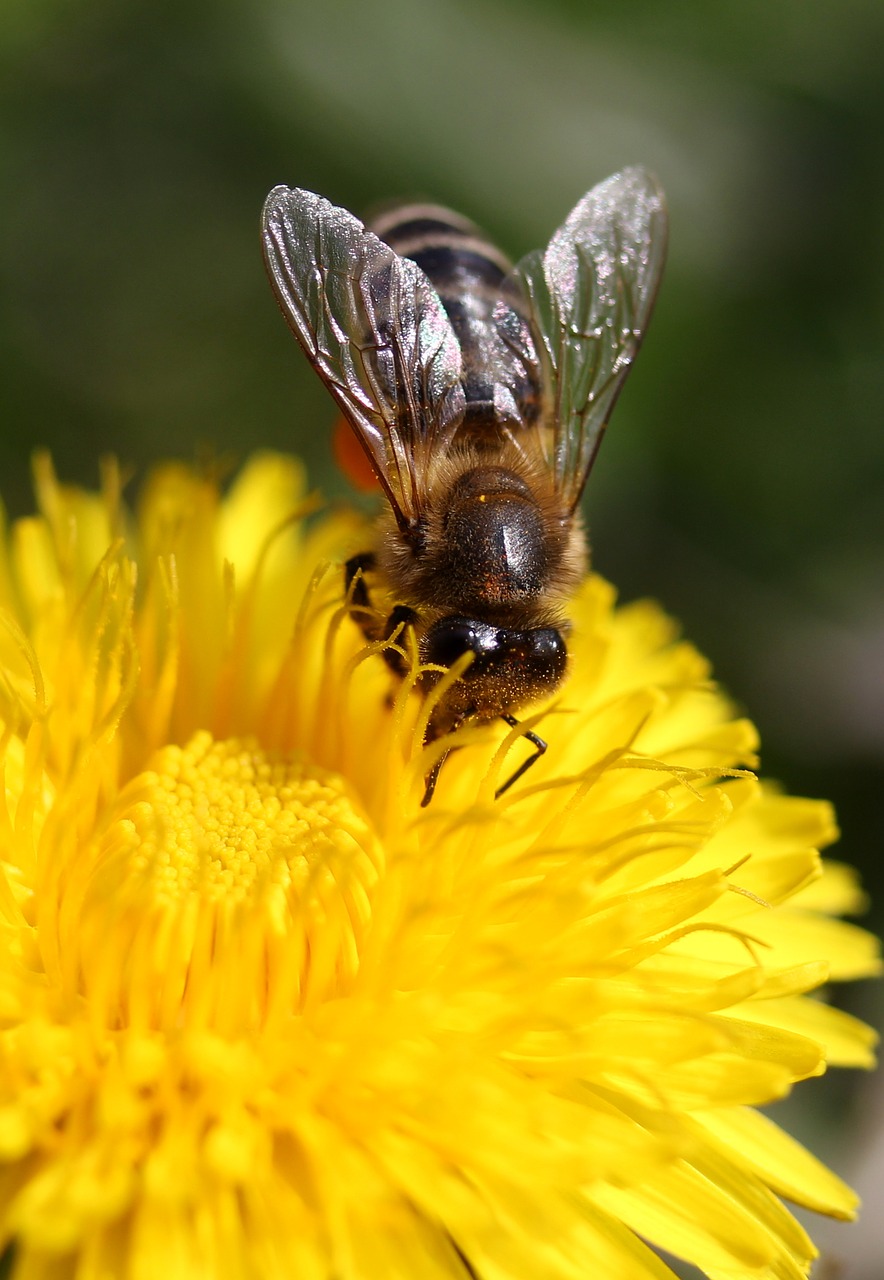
344;552;417;677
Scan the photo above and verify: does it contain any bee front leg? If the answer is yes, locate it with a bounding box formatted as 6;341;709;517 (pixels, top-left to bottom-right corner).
344;551;377;617
496;714;547;797
381;604;418;676
421;741;454;808
422;715;548;807
420;705;466;807
344;553;417;677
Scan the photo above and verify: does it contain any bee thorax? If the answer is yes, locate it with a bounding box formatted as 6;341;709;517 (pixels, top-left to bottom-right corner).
440;466;555;606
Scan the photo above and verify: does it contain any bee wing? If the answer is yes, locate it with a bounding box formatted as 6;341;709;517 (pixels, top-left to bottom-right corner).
262;186;466;531
506;167;667;512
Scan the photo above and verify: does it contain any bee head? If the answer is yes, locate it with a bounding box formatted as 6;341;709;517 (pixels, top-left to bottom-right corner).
421;616;567;729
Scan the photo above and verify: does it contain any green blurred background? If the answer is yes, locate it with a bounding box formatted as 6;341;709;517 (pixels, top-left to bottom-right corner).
1;1;882;1270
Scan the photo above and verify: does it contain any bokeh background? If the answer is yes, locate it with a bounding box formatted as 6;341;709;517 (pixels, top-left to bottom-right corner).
2;1;882;1272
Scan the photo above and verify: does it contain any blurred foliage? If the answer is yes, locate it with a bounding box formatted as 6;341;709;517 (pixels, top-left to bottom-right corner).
1;0;882;1226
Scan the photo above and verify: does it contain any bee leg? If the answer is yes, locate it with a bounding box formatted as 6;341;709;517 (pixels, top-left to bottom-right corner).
420;708;463;808
445;1234;479;1280
423;714;548;807
344;551;377;614
421;746;452;808
495;714;547;798
345;554;417;673
382;604;418;677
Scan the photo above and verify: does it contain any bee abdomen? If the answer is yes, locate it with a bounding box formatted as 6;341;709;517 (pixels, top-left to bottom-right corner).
369;204;513;286
369;203;538;430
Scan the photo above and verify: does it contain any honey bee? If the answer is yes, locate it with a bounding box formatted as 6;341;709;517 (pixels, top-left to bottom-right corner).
261;168;667;803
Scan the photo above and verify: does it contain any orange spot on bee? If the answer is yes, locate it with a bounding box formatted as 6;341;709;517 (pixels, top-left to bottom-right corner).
333;416;381;492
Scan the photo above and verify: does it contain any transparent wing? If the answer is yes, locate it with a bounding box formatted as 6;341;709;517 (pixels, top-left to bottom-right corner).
262;186;465;531
506;167;667;512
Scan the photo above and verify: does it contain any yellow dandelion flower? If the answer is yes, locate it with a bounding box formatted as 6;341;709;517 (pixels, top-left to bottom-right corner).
0;450;877;1280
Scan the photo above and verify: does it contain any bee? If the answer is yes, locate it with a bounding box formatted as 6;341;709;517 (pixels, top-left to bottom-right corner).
261;168;667;804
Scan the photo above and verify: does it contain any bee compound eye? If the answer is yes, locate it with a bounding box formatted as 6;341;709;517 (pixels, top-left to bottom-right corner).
532;628;567;668
506;628;567;680
423;618;496;669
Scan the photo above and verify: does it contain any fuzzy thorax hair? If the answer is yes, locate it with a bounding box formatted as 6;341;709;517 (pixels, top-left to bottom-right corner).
374;439;587;631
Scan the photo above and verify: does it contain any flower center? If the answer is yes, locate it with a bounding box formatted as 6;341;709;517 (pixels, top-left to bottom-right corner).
116;731;372;907
73;732;382;1029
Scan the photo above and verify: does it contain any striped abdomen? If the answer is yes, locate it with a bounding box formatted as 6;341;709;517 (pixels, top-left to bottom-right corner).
369;202;539;436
